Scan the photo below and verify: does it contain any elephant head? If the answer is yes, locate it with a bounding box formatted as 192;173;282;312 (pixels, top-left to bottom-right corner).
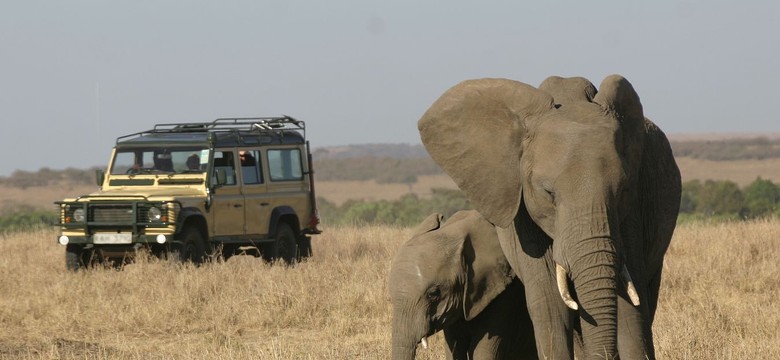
389;210;515;360
418;75;680;359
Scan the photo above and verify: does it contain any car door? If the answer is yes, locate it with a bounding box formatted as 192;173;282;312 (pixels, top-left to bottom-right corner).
239;148;273;237
264;146;311;227
209;149;245;237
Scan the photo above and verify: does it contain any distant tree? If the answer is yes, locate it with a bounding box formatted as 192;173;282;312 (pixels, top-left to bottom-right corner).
744;177;780;218
679;180;702;214
695;180;745;217
425;188;471;218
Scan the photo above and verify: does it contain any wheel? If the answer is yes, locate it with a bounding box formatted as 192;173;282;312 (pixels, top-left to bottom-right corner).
297;235;312;261
65;244;94;271
170;226;206;265
274;222;298;265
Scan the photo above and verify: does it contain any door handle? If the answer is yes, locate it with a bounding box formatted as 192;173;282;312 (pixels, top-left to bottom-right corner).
260;202;270;206
233;204;243;208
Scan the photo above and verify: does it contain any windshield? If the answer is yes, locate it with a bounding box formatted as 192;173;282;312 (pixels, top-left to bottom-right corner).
111;147;210;175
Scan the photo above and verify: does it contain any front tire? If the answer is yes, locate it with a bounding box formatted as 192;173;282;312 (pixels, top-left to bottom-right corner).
170;226;206;265
65;244;94;271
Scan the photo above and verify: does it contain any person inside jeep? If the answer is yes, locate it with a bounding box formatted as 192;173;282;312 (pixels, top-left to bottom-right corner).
186;153;201;170
239;150;255;166
154;150;174;172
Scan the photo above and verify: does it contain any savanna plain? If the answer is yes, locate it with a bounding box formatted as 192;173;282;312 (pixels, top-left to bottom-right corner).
1;220;779;359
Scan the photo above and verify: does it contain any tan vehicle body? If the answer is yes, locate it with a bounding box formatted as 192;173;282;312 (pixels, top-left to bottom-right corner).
56;117;320;269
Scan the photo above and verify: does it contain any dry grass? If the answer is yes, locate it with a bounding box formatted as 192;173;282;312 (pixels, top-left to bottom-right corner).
1;220;779;359
654;219;780;358
676;157;780;187
0;226;450;359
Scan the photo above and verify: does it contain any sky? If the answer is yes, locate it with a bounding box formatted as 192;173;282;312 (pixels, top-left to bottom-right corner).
1;1;778;175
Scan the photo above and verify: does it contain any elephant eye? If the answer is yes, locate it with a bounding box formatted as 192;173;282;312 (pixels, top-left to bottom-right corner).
426;287;441;301
542;186;555;200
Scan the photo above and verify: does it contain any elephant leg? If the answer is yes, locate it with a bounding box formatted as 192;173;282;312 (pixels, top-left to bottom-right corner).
617;293;648;359
497;225;573;359
470;279;538;360
444;323;470;360
523;268;574;359
617;256;661;359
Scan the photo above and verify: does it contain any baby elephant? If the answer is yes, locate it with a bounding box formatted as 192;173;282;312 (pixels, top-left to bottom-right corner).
389;210;537;360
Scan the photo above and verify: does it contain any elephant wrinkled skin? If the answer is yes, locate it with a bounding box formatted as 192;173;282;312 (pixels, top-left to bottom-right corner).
418;75;681;359
389;211;537;360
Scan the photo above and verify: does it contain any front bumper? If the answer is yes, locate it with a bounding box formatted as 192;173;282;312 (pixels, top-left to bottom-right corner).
57;233;177;246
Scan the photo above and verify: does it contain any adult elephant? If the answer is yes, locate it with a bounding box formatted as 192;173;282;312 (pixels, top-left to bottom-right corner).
389;211;537;360
418;75;681;359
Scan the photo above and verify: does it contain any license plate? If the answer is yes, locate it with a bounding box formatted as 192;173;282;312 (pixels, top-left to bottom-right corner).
93;233;132;244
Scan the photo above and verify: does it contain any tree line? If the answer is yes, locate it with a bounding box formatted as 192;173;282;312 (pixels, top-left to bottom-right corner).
3;178;780;233
680;177;780;221
3;137;780;187
316;188;471;227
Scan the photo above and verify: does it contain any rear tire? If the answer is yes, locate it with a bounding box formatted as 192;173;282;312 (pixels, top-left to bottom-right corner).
275;223;297;265
297;235;312;260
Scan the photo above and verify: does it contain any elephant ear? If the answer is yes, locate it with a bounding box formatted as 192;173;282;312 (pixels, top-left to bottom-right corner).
638;118;681;273
458;212;515;320
410;213;444;237
593;75;645;131
419;78;554;228
593;74;647;171
538;76;597;104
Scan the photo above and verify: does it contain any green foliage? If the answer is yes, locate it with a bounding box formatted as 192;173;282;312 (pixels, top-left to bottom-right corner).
695;180;745;216
678;177;780;222
317;188;471;226
0;210;58;233
744;177;780;217
679;180;701;213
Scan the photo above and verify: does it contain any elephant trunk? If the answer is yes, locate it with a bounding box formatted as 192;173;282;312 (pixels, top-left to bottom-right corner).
391;341;417;360
568;236;619;359
391;308;426;360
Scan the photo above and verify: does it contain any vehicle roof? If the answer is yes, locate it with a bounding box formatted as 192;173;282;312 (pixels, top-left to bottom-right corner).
116;116;306;148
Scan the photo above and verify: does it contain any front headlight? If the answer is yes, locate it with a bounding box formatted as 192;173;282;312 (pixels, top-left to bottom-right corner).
148;206;162;222
73;208;86;222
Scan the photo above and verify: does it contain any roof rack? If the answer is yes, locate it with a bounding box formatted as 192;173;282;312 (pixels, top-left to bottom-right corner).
116;115;306;144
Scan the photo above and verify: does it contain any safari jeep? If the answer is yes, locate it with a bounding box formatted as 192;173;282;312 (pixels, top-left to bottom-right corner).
55;116;321;270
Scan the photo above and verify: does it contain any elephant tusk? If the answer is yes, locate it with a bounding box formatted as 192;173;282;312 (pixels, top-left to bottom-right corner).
556;263;579;311
420;337;429;349
621;265;641;306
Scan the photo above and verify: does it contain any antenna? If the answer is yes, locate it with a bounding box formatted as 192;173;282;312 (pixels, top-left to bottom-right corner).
95;81;101;138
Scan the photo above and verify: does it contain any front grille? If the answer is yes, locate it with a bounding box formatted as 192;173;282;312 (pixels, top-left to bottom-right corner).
89;204;150;223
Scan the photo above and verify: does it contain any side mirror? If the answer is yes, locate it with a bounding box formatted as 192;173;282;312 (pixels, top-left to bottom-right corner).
96;169;105;187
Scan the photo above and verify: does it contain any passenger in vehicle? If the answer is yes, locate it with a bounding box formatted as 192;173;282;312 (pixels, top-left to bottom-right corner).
154;151;174;172
239;150;256;166
186;154;201;170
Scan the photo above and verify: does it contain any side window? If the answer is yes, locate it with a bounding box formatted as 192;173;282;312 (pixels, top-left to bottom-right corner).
239;149;263;185
268;149;303;182
211;150;237;185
